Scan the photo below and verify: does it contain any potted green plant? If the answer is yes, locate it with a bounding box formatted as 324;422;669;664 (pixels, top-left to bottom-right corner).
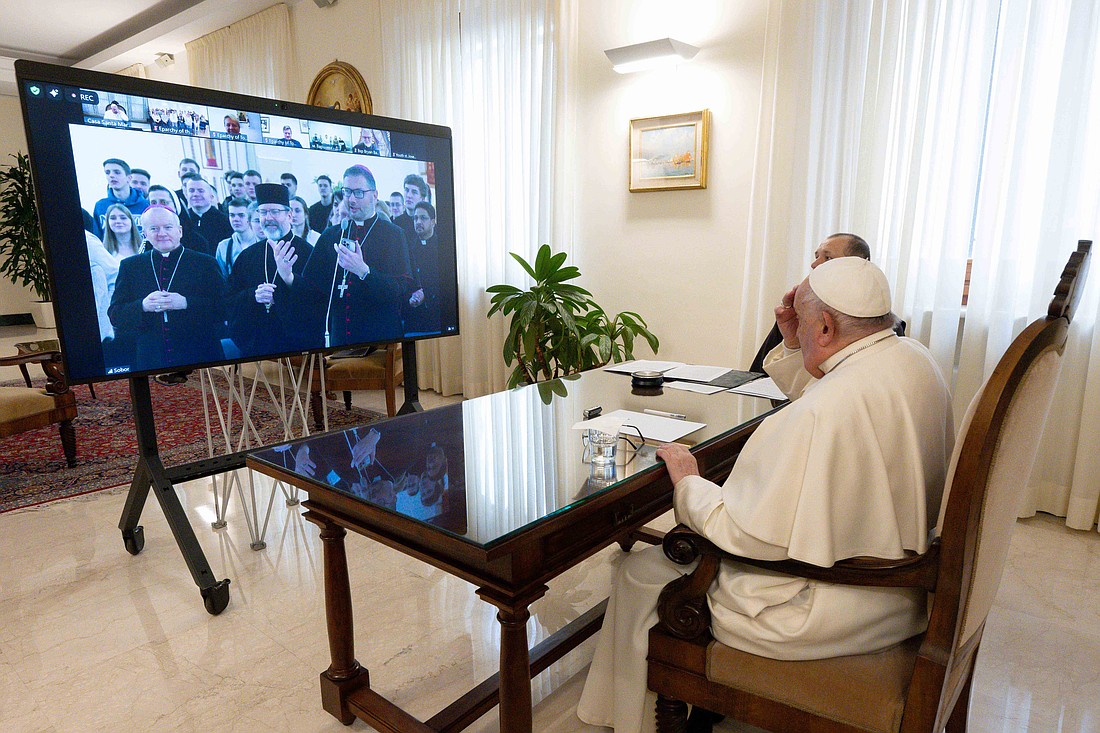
0;152;52;328
487;244;659;388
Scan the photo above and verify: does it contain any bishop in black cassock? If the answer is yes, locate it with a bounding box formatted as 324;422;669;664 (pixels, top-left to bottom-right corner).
108;206;225;372
227;183;316;358
304;217;412;347
228;234;314;358
300;165;413;348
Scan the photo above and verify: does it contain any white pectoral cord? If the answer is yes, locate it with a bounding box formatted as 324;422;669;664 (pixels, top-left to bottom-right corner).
149;249;183;322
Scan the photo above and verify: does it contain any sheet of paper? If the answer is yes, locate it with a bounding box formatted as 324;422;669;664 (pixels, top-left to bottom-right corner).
573;409;704;443
664;381;727;395
727;376;787;401
603;360;684;375
572;414;629;434
662;364;733;383
605;409;705;443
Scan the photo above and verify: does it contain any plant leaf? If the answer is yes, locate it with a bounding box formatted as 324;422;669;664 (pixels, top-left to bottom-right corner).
510;250;537;281
533;244;552;280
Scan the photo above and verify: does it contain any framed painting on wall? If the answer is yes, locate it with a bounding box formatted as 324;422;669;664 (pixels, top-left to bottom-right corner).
306;61;373;114
629;110;709;192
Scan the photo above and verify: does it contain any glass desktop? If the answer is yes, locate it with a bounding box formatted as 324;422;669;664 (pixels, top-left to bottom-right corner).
250;368;782;548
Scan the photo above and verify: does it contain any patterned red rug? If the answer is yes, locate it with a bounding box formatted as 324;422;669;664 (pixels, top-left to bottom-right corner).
0;375;383;513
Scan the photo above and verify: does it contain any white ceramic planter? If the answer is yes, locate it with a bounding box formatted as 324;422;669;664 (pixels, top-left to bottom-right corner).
30;300;56;329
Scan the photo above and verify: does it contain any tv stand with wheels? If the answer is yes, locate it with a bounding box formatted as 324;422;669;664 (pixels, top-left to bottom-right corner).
116;342;422;615
397;339;424;415
118;375;237;614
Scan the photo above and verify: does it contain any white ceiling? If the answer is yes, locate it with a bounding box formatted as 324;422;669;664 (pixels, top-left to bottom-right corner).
0;0;296;95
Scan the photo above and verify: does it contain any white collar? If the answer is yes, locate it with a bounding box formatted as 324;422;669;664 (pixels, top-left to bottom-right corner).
820;328;897;374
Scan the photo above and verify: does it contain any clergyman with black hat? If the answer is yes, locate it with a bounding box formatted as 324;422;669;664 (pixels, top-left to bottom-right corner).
226;182;315;358
577;257;955;733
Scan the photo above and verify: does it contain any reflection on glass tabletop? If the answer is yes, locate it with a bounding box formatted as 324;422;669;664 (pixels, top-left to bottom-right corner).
250;369;781;548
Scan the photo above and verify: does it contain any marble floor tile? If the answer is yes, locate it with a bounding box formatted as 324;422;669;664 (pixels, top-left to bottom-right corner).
968;603;1100;732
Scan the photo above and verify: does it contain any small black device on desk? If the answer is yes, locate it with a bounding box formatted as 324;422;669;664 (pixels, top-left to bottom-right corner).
631;370;664;389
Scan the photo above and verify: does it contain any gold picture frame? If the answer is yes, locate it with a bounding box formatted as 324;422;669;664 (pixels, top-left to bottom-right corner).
306;61;373;114
629;110;709;192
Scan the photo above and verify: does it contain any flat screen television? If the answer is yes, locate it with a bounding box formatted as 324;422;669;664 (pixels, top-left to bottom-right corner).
15;60;459;384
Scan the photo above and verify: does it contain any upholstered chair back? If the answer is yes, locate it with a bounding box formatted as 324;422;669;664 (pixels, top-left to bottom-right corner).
925;240;1089;728
942;345;1063;644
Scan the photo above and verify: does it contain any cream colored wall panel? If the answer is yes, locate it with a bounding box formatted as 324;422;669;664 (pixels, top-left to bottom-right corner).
574;0;770;367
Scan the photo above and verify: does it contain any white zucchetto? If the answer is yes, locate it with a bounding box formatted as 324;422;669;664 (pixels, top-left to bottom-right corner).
807;257;892;317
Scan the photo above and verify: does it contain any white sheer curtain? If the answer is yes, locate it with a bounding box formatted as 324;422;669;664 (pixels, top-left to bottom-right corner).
743;1;996;380
114;63;147;78
974;0;1100;530
186;4;295;98
379;0;576;397
750;0;1100;530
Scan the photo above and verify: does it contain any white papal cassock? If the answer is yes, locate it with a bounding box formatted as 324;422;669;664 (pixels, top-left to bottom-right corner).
577;330;954;733
762;339;815;400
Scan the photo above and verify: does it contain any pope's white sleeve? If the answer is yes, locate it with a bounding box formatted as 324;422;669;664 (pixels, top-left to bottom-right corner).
673;475;788;560
763;343;815;400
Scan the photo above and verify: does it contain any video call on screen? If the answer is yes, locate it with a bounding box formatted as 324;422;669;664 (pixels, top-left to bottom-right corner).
20;71;460;383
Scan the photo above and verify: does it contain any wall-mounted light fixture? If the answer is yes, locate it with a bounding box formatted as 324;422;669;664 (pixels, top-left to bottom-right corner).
604;38;699;74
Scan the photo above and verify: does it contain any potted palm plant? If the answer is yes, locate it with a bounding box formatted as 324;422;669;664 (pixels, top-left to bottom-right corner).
0;152;53;328
487;244;659;388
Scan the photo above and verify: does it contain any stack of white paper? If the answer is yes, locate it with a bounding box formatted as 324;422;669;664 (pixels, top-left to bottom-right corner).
573;409;706;443
603;360;683;374
662;365;732;382
728;376;787;401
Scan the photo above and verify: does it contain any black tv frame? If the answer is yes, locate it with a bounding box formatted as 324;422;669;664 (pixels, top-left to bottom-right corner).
14;59;459;385
15;60;444;613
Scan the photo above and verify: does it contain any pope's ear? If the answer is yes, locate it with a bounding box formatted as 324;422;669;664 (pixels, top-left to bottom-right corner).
817;309;837;346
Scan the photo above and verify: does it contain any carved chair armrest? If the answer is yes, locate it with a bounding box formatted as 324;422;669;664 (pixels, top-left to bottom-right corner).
656;526;723;640
0;351;71;394
655;524;940;641
0;351;57;368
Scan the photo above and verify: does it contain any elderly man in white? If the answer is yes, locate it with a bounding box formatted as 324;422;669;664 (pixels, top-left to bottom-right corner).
577;258;955;733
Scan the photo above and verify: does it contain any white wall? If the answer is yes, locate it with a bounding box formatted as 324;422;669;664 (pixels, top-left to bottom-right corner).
289;0;386;112
144;51;191;86
573;0;770;366
0;93;32;314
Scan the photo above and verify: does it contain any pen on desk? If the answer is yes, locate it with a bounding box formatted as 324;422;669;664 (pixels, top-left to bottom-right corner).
644;408;687;420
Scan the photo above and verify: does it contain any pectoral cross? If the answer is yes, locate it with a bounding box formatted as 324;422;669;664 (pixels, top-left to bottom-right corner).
337;280;350;298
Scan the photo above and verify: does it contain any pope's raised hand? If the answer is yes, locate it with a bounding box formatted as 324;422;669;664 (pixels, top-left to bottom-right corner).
775;284;800;349
351;428;381;468
294;445;316;477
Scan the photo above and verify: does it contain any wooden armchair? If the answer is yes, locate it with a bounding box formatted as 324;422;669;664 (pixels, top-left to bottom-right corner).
309;343;403;428
0;350;78;467
647;240;1091;733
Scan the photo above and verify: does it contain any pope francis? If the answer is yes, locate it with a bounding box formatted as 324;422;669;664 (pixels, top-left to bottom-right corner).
577;257;955;733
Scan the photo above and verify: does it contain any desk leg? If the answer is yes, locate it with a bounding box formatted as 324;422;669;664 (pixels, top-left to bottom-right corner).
477;586;547;733
497;603;532;732
318;521;367;725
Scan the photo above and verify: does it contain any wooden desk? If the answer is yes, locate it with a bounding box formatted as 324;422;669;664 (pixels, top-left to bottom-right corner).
247;369;781;732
